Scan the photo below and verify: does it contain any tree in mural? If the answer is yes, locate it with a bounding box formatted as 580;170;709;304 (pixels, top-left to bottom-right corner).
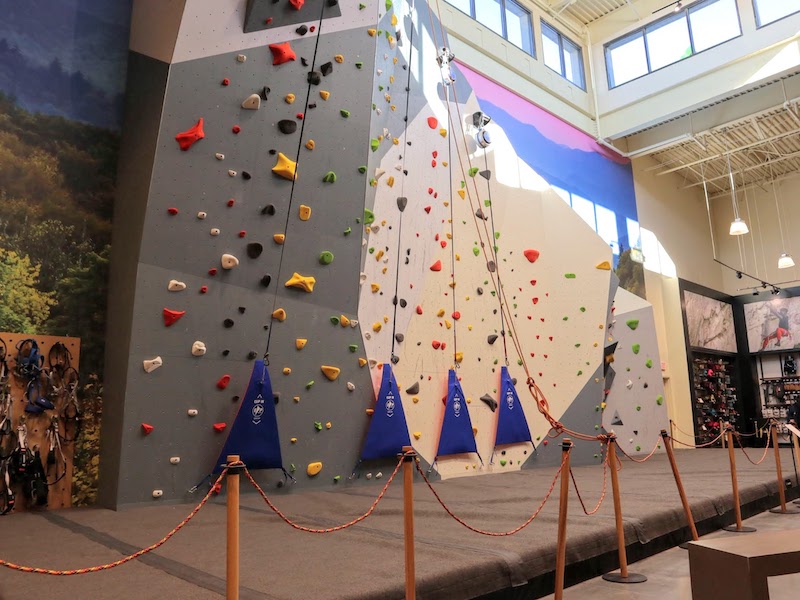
616;248;645;299
0;248;55;332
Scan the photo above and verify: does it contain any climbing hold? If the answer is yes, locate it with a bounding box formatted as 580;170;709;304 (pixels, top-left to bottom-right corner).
289;0;304;9
216;374;231;389
143;357;163;373
319;251;334;265
197;211;207;219
236;54;247;62
632;343;640;354
261;275;272;288
278;119;298;134
283;367;292;375
564;273;576;279
427;116;438;129
430;260;442;271
262;204;276;216
359;358;368;367
221;78;230;86
320;62;333;76
370;138;380;152
432;340;441;350
626;319;639;330
364;209;375;224
247;243;263;259
340;109;350;118
221;254;239;269
480;394;497;411
307;71;321;85
272;153;298;180
305;140;315;150
191;341;207;356
168;280;186;292
212;422;227;433
200;286;208;294
298;205;312;221
487;334;498;345
371;283;380;293
346;382;355;392
307;462;323;476
285;93;296;104
296;24;308;35
141;423;154;435
241;94;261;110
272;308;287;321
273;233;286;244
269;42;297;65
175;118;205;151
645;359;653;368
439;128;447;138
232;125;241;134
167;207;179;216
210;228;221;236
224;318;235;328
656;395;664;405
523;249;540;263
596;260;611;270
285;272;316;293
323;171;337;183
321;365;340;381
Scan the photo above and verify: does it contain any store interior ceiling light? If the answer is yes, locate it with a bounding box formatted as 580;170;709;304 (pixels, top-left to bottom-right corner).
729;217;749;235
779;253;796;269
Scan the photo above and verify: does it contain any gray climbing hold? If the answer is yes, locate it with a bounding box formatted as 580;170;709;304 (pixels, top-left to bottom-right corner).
397;197;408;212
320;62;333;76
487;334;498;345
487;261;496;273
307;71;321;85
480;394;497;412
479;170;491;180
278;120;298;134
477;287;484;295
611;411;624;426
395;333;404;343
247;243;263;259
406;382;419;394
476;208;488;220
242;94;261;110
399;299;407;308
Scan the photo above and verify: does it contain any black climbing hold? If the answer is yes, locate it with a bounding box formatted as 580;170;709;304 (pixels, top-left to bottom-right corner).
487;334;498;345
476;208;488;220
405;258;409;265
643;382;649;388
247;351;257;360
262;204;276;215
477;287;484;295
479;170;491;180
274;392;281;404
397;196;408;212
296;24;308;35
391;355;400;364
395;333;404;343
487;261;496;273
403;65;407;70
512;378;517;385
242;171;252;180
328;0;338;5
633;430;639;436
224;319;235;328
222;349;231;356
247;243;264;259
278;119;298;134
276;480;284;488
232;395;240;402
301;57;309;66
261;274;272;287
320;62;333;76
403;170;408;175
307;71;321;85
238;306;246;314
399;299;407;308
269;149;277;155
308;102;317;109
480;394;497;412
260;86;271;100
406;382;419;394
396;30;401;42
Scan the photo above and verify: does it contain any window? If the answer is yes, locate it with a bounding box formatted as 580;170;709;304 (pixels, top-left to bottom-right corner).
541;21;585;88
446;0;534;56
571;194;596;229
754;0;800;27
605;0;741;88
595;205;620;254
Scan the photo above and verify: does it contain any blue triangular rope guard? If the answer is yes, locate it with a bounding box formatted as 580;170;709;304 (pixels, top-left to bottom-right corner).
214;360;284;473
495;366;532;446
360;364;412;461
436;369;479;459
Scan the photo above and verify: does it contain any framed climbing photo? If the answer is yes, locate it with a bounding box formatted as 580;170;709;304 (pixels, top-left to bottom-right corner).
744;297;800;353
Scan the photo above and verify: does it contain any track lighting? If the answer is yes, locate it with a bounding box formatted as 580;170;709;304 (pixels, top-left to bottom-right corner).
674;1;683;12
753;288;760;296
762;282;768;289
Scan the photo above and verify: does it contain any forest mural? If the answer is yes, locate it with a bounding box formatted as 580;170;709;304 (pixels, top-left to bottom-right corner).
0;0;131;504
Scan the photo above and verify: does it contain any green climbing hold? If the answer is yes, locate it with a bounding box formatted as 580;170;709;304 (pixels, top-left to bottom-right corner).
563;316;569;321
499;460;507;467
385;0;392;9
564;273;576;279
358;165;367;174
290;463;296;472
579;306;586;312
577;370;583;376
359;3;366;9
636;406;641;411
364;209;375;224
340;109;350;118
656;394;664;405
594;454;599;459
473;247;480;256
356;61;364;68
306;380;315;389
575;343;581;348
319;251;334;265
626;319;639;330
636;445;641;452
323;171;337;183
333;475;341;482
314;421;323;431
368;178;377;186
370;138;380;152
368;247;375;254
594;424;599;430
632;343;640;354
344;227;352;235
517;359;523;366
645;359;653;368
468;167;479;177
484;199;491;207
536;436;541;441
330;316;340;325
348;344;358;352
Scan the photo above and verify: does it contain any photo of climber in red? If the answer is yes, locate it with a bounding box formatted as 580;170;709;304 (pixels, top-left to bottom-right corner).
761;304;791;350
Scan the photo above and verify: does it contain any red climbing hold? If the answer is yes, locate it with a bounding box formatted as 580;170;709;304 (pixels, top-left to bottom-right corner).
427;117;438;129
523;249;540;263
238;230;246;238
265;17;273;25
416;305;423;315
440;240;447;248
424;206;431;213
232;125;241;134
296;112;304;120
222;78;230;86
167;207;179;215
200;286;209;294
269;42;297;66
289;0;304;9
217;374;231;390
141;423;154;435
431;160;437;167
532;297;539;304
175;118;205;151
227;199;235;207
530;279;537;286
432;340;441;349
213;422;227;432
432;151;438;158
427;188;433;195
452;311;460;320
163;308;186;327
430;260;442;271
309;25;315;32
441;342;446;350
209;268;218;276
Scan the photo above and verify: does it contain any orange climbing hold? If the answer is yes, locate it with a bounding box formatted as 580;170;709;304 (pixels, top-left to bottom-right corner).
427;116;438;129
432;340;441;349
269;42;297;65
523;249;540;263
163;308;186;327
175;118;205;151
416;305;423;315
430;260;442;271
288;0;304;9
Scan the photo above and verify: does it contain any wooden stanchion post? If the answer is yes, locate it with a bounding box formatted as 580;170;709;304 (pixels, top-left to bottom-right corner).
669;420;675;450
769;421;800;514
602;435;647;584
791;425;800;506
401;446;416;600
723;428;756;533
661;430;698;548
554;438;572;600
226;455;241;600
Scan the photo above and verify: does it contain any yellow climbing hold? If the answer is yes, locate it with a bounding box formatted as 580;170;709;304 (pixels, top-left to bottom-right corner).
283;367;292;375
383;315;389;323
290;437;298;443
366;408;374;415
391;13;398;26
285;272;316;293
334;54;344;63
272;152;298;180
412;396;419;404
371;283;380;293
295;338;307;350
596;260;611;270
319;90;330;100
285;93;295;104
455;352;463;363
307;462;323;477
392;137;399;145
273;233;286;244
457;189;465;199
437;309;446;317
372;322;382;333
368;28;377;36
272;308;287;321
321;365;341;381
445;319;452;330
358;357;368;367
305;139;315;150
299;205;312;221
325;421;332;429
439;128;447;137
340;315;350;327
413;432;421;440
472;427;478;436
375;250;384;261
387;176;395;187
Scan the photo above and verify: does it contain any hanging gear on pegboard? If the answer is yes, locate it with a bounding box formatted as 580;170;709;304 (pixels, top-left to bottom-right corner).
45;416;67;486
58;367;81;443
0;458;14;515
9;421;48;507
14;339;44;381
47;342;72;377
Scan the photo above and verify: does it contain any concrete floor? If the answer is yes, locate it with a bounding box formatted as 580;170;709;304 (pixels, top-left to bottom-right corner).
542;508;800;600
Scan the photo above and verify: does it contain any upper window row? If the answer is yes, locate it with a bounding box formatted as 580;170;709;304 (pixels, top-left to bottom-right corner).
606;0;800;89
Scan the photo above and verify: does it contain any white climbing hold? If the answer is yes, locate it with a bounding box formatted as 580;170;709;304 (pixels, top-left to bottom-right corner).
375;108;382;116
375;168;385;179
375;472;383;479
170;457;181;465
241;93;261;110
152;490;164;498
168;280;187;291
236;54;247;62
210;228;220;236
197;211;207;219
350;319;358;328
371;224;380;234
143;356;163;373
347;382;355;391
365;332;371;340
221;254;239;269
215;153;225;160
228;169;237;177
368;359;378;368
191;341;207;356
626;380;633;389
187;409;199;417
359;273;367;284
376;69;383;75
366;472;373;480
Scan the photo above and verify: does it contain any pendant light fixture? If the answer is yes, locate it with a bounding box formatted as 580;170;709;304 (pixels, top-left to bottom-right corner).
726;140;749;235
772;166;795;269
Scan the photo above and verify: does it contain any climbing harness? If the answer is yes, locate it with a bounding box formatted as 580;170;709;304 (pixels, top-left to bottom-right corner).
24;377;53;414
0;458;14;515
9;423;48;507
47;342;72;376
58;367;82;443
14;339;44;381
45;417;67;486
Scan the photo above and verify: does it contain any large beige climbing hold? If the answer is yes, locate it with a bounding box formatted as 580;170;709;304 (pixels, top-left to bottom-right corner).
285;272;316;292
242;94;261;110
596;260;611;270
307;462;323;476
296;338;307;350
191;341;207;356
221;254;239;269
321;365;341;381
143;356;163;373
272;152;298;180
168;280;187;291
272;308;287;321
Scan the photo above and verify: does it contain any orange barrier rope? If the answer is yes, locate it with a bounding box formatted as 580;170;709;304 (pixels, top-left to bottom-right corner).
570;453;609;516
244;454;405;533
735;431;772;466
615;437;663;464
414;453;567;536
671;431;725;448
0;467;229;575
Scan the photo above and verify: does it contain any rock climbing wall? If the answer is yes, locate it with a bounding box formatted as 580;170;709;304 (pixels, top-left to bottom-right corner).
101;0;668;506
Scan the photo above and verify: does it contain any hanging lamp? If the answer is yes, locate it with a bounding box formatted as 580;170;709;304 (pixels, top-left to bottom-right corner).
726;141;748;235
771;167;795;268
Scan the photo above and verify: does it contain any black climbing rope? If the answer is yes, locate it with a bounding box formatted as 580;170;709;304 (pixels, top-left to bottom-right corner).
444;83;459;369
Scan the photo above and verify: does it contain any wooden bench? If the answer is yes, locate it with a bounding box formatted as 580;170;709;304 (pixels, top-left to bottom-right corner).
688;530;800;600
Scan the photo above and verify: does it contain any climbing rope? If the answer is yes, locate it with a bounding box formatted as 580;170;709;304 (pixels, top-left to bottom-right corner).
414;452;566;536
244;453;405;533
734;430;772;466
615;436;663;464
0;466;229;575
570;451;609;516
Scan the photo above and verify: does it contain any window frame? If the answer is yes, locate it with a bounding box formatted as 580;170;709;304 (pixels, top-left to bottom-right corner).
604;0;742;89
447;0;535;57
541;20;586;90
752;0;800;28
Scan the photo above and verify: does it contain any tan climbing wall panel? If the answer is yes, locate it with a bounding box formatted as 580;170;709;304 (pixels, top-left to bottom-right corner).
1;333;80;511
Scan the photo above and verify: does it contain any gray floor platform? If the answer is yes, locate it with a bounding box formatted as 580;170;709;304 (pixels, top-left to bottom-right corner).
1;447;798;600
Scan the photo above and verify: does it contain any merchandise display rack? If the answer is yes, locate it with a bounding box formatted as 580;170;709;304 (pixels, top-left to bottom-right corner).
691;353;740;446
